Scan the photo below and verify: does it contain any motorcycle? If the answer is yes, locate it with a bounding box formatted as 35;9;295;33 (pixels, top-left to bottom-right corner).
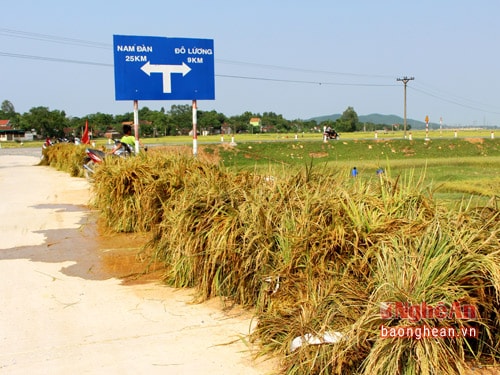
83;140;134;180
324;129;339;140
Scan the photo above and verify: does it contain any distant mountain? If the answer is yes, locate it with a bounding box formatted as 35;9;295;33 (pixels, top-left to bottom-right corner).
310;113;430;129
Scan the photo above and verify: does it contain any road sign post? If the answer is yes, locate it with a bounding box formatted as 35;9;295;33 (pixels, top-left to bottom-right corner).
192;100;198;156
133;100;139;153
425;115;430;141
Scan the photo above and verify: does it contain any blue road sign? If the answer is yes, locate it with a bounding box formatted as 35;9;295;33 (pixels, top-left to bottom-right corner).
113;35;215;101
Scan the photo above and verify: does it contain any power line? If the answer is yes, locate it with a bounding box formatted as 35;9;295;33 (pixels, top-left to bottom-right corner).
0;51;398;87
0;27;393;80
0;51;111;67
409;85;500;116
217;74;397;87
411;80;500;114
0;28;110;49
216;59;394;79
1;28;498;117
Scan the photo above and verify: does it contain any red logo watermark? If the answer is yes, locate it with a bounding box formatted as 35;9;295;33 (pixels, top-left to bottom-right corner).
380;301;477;322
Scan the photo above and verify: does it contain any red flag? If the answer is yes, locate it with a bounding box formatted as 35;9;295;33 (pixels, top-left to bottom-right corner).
82;119;90;144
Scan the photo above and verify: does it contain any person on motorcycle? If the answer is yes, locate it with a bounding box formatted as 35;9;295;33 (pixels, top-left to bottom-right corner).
111;124;136;154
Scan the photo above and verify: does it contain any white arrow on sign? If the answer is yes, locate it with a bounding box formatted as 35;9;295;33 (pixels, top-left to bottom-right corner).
140;61;192;93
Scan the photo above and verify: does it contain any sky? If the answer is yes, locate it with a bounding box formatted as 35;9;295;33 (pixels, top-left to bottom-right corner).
1;0;500;127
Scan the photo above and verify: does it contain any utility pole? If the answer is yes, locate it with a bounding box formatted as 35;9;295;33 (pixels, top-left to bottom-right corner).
396;76;415;139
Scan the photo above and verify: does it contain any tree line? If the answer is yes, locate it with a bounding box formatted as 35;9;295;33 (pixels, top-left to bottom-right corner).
1;100;392;139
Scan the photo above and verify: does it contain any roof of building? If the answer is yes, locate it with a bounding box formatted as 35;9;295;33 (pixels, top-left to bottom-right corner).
0;119;11;128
